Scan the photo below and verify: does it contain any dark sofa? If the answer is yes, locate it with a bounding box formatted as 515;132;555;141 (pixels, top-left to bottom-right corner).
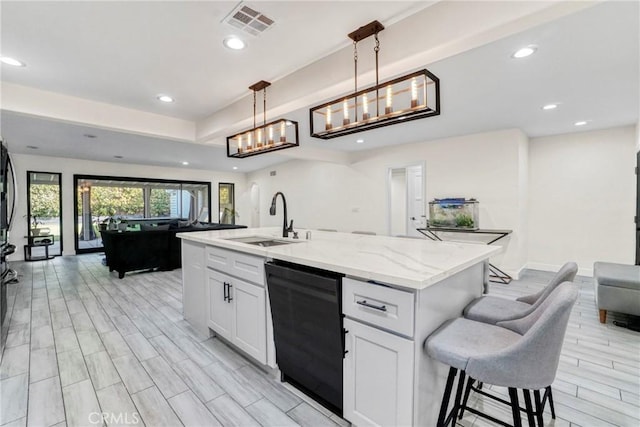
101;222;246;278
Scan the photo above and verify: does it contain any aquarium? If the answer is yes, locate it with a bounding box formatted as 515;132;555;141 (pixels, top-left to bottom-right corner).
428;198;479;230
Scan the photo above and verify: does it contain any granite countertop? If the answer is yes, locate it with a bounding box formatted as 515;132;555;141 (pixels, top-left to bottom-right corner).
178;227;502;290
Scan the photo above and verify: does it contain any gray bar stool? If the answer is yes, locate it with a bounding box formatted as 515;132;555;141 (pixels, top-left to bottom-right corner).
464;261;577;324
424;282;578;427
461;261;577;421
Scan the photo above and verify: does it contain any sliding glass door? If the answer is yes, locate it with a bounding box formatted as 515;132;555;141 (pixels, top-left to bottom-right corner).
74;175;211;253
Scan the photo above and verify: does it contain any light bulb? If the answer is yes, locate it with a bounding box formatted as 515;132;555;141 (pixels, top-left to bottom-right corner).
257;128;262;148
362;93;370;120
326;106;332;130
343;99;350;125
237;134;243;153
280;121;286;142
385;85;393;114
411;78;418;108
268;126;274;145
247;132;252;150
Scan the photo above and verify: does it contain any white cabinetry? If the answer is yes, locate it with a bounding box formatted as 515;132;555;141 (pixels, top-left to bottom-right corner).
343;318;414;427
181;240;209;336
205;247;267;365
206;270;233;340
342;277;416;426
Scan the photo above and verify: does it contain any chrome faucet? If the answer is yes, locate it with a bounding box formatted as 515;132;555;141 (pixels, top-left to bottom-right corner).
270;192;294;238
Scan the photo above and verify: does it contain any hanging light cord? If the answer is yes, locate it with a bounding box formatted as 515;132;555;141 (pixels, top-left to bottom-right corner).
353;40;358;118
252;89;257;130
374;32;380;116
263;87;267;126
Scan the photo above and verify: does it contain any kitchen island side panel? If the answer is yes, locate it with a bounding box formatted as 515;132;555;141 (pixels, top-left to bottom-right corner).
413;261;486;426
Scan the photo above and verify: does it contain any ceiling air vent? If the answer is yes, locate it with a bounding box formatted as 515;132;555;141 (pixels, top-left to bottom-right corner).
223;3;275;37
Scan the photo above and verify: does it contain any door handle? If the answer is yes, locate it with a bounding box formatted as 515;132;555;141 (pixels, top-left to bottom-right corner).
356;300;387;312
227;283;233;303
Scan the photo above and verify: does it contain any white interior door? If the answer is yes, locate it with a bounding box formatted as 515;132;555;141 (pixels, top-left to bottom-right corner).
406;165;425;236
250;183;260;228
389;169;407;236
387;163;425;237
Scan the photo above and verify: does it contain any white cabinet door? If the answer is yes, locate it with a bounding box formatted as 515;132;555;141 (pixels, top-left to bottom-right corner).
343;318;414;427
207;269;233;341
232;278;266;365
182;241;206;334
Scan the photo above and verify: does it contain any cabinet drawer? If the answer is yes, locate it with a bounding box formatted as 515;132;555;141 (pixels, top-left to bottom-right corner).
230;251;265;287
343;278;415;338
206;245;265;287
206;245;231;270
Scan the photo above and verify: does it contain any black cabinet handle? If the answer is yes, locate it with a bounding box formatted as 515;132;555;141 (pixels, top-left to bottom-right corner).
227;283;233;303
356;300;387;312
223;282;229;301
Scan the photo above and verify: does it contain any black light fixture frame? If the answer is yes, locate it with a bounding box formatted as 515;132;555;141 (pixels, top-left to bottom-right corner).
226;119;299;158
309;21;440;140
227;80;300;158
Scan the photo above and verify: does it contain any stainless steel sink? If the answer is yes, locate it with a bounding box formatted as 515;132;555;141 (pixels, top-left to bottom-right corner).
224;236;297;247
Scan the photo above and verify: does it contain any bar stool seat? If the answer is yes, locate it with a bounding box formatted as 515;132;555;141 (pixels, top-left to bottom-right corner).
463;298;531;324
426;318;521;371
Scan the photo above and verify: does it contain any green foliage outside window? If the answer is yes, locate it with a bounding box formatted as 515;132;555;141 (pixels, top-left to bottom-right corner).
30;184;60;218
150;189;171;217
88;187;144;217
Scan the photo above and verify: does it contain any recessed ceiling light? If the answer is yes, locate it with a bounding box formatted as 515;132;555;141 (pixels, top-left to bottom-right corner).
83;133;97;139
542;104;558;110
574;121;588;126
356;139;364;144
512;45;537;59
182;161;189;165
232;166;238;170
223;36;246;50
26;145;39;150
157;94;174;103
0;57;26;67
114;155;123;159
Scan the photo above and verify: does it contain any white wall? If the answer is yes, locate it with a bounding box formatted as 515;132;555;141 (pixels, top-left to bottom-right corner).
8;154;247;260
528;126;636;275
248;128;529;276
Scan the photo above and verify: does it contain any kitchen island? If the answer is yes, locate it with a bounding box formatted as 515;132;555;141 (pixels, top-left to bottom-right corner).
178;227;501;426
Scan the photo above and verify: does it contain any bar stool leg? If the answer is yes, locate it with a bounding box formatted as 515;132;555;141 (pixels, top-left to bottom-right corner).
450;370;466;425
546;386;556;419
533;390;544;427
437;367;458;427
508;388;523;427
523;390;536;427
458;378;475;420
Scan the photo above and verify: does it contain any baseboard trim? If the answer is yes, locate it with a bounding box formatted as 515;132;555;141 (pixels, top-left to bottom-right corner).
526;262;593;277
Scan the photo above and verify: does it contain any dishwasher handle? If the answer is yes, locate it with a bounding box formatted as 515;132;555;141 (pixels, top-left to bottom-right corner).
356;299;387;312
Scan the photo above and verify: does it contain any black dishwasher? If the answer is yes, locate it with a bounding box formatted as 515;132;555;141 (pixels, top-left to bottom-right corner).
265;260;344;415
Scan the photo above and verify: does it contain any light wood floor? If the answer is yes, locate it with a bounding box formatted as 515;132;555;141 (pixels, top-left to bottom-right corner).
0;255;638;427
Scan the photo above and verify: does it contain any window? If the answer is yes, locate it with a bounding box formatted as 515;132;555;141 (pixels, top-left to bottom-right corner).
27;171;62;257
74;175;211;253
218;183;235;225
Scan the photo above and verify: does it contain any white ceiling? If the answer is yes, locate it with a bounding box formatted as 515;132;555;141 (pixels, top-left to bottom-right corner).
0;1;429;120
0;1;638;172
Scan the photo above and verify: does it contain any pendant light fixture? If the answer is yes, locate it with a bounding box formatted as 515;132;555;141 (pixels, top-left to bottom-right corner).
309;21;440;139
227;80;299;158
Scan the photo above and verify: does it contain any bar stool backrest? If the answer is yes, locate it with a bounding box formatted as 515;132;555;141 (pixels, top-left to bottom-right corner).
516;262;578;306
465;282;578;390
